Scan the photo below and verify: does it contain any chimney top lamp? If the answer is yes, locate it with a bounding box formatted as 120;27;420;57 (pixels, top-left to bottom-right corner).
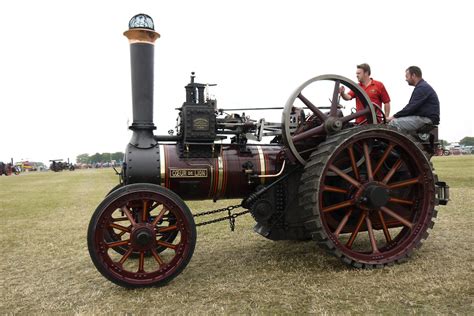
124;13;160;44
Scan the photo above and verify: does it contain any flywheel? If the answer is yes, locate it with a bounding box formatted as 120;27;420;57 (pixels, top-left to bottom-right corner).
282;74;377;164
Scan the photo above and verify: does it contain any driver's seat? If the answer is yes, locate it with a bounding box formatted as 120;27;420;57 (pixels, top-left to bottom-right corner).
416;123;437;134
413;123;438;156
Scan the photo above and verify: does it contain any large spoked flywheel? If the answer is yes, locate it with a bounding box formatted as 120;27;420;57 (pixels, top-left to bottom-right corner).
282;74;377;164
299;125;437;268
88;183;196;288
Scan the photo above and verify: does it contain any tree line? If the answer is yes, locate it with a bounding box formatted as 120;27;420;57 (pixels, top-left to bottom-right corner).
75;137;474;163
76;152;124;164
439;136;474;147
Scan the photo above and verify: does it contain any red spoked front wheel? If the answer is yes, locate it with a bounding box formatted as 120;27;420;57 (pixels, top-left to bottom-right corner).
88;183;196;288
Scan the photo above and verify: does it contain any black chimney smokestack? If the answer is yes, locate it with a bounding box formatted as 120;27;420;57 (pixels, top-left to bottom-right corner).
124;14;160;131
121;14;162;184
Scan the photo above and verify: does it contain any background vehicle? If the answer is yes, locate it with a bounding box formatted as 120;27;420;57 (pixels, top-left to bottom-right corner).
49;159;75;172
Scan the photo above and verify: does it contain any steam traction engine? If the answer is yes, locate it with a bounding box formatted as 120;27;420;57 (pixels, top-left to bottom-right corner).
0;159;19;176
87;14;449;288
49;159;75;172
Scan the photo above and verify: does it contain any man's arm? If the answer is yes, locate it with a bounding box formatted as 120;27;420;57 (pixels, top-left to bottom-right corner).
379;83;391;117
384;102;391;117
339;86;353;101
394;86;429;118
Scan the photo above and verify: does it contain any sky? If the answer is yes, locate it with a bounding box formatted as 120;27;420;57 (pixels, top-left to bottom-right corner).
1;0;473;164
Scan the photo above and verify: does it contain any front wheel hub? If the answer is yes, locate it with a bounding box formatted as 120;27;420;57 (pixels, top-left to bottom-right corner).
131;226;155;249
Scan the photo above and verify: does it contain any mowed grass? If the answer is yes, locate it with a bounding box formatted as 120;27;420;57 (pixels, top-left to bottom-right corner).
1;156;473;314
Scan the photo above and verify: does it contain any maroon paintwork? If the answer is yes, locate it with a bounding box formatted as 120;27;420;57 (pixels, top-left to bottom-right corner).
160;144;284;200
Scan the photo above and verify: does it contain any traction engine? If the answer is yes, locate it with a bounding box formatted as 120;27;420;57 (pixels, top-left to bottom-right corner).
49;159;75;172
87;14;449;288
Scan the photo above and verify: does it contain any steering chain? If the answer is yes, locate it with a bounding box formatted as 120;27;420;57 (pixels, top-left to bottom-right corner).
193;203;248;231
192;163;301;231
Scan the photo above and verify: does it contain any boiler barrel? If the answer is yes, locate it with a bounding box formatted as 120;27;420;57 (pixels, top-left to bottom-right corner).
159;144;283;200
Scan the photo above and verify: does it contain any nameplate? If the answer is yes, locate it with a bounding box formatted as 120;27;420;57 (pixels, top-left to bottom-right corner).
169;168;208;178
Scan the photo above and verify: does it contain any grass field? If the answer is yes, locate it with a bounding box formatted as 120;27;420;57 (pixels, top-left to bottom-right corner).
1;156;473;314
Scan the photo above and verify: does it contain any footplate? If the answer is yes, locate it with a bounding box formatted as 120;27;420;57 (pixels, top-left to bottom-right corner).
435;181;449;205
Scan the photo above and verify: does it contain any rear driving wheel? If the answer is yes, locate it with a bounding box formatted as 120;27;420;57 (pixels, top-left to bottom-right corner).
300;125;437;267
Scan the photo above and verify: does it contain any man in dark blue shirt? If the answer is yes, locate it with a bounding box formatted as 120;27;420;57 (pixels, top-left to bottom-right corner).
387;66;440;132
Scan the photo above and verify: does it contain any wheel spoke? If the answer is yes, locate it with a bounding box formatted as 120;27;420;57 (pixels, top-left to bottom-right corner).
109;223;131;233
138;251;145;272
329;164;362;188
117;227;131;238
156;240;177;250
157;225;178;233
388;177;420;189
151;207;168;226
366;216;379;253
334;209;353;237
321;185;348;194
118;248;133;265
346;211;367;248
382;159;402;184
373;143;395;177
380;206;413;229
388;197;414;205
330;81;340;117
121;206;137;226
363;142;373;181
151;248;164;266
348;145;360;181
340;107;370;123
106;240;130;248
112;217;129;222
377;210;392;243
297;93;327;122
292;125;325;143
321;199;355;213
142;200;148;222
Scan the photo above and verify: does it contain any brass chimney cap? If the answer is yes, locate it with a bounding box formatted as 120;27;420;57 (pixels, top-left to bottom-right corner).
124;14;160;44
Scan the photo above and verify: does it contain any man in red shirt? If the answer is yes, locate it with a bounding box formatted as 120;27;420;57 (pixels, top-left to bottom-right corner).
339;63;391;124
